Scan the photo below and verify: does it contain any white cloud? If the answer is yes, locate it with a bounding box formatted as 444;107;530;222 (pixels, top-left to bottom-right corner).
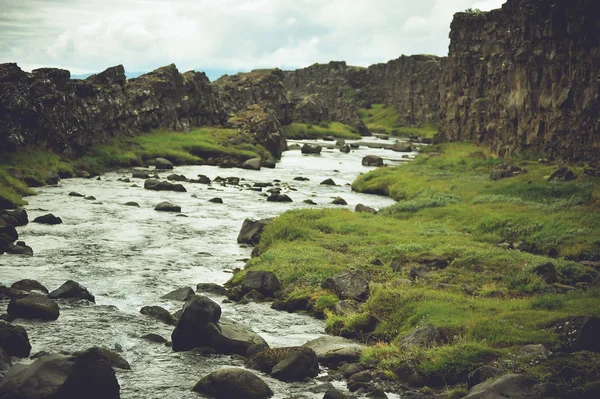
0;0;507;76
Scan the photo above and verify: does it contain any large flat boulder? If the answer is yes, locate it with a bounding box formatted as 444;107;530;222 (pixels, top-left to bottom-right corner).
302;336;365;367
193;367;273;399
7;294;60;321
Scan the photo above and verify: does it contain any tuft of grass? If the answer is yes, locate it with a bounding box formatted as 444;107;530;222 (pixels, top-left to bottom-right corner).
283;122;361;140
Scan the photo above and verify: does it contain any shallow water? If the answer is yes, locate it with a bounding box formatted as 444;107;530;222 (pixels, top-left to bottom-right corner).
1;139;409;398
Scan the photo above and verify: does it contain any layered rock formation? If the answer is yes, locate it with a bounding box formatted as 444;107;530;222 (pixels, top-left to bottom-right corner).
438;0;600;161
0;63;225;156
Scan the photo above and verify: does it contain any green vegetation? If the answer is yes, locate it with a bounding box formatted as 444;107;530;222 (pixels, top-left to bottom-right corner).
358;103;438;138
0;127;268;211
283;122;361;140
233;142;600;392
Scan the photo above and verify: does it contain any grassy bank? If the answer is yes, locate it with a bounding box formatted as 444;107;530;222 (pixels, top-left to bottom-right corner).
283;122;361;140
358;104;438;138
0;127;268;211
232;142;600;395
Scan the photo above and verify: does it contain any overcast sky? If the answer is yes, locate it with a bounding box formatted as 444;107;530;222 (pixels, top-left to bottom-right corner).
0;0;505;79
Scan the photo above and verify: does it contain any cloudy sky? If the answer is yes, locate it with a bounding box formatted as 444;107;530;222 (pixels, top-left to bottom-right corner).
0;0;505;80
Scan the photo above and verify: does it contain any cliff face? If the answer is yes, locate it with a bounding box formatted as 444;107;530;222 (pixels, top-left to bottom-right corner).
439;0;600;161
0;63;226;156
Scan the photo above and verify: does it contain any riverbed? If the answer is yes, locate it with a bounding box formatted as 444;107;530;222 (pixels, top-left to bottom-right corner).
1;138;409;398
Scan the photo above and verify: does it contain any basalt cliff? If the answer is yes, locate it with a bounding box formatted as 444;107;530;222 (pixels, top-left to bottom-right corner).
0;0;598;161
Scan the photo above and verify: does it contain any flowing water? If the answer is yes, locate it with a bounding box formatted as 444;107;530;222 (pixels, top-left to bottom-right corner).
1;138;410;398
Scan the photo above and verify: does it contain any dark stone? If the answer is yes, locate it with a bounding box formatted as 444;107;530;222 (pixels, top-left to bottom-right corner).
161;286;195;301
331;197;348;205
464;374;552;399
243;158;262;170
5;242;33;256
167;174;187;182
247;346;316;374
322;271;369;301
140;306;178;326
48;280;95;302
4;208;28;226
340;144;350;153
171;295;222;352
124;201;140;207
154;201;181;212
304;199;317;205
242;270;282;297
208;197;224;203
73;346;130;369
532;262;558;284
144;179;186;192
140;333;167;343
11;280;48;294
192;368;273;399
392;141;412;152
32;214;62;225
301;144;322;154
155;157;174;169
0;321;31;357
7;294;60;321
467;365;504;390
294;176;310;181
271;349;319;381
355;204;377;214
267;194;293;202
320;178;336;186
196;283;228;296
0;347;11;375
237;218;272;245
547;167;576;182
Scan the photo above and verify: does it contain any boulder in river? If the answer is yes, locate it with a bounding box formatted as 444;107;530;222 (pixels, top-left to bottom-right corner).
171;295;222;352
302;336;365;368
193;368;273;399
11;280;48;294
0;352;120;399
5;242;33;256
490;163;526;180
196;283;228;297
243;158;262;170
0;347;10;376
320;178;336;186
322;271;370;301
32;214;62;225
208;197;224;204
132;170;152;179
155;157;174;169
0;321;31;357
167;174;187;182
237;219;273;245
1;208;29;226
270;349;319;382
267;194;292;202
331;197;347;205
392;141;412;152
124;201;140;207
154;202;181;212
48;280;95;302
74;346;131;370
140;306;177;326
206;317;269;356
196;174;212;184
362;155;384;167
69;191;85;197
162;286;195;302
7;294;60;321
301;144;322;155
144;179;186;192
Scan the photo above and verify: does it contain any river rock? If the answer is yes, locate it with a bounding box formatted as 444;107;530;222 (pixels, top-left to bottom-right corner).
547;167;576;182
242;271;282;298
357;203;380;216
155;157;174;169
237;218;273;245
206;317;268;356
7;294;60;321
392;141;412;152
322;271;370;301
247;347;316;374
74;346;131;369
208;197;224;203
171;295;222;351
167;173;187;182
5;242;33;256
11;279;48;294
362;155;383;167
271;349;319;381
267;194;292;202
155;202;181;212
323;389;350;399
124;201;140;207
162;286;195;301
243;158;262;170
3;208;28;226
196;174;212;184
140;306;177;326
320;178;336;186
69;191;85;197
0;347;10;376
304;199;317;205
132;170;151;179
331;197;348;205
141;333;167;343
302;336;365;367
0;353;120;399
144;179;186;192
193;368;273;399
48;280;95;302
0;321;31;357
32;214;62;225
196;283;228;296
467;365;504;390
301;144;322;154
464;374;554;399
340;144;350;153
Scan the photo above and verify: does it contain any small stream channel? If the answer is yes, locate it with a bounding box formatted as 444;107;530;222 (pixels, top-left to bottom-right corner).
1;138;412;398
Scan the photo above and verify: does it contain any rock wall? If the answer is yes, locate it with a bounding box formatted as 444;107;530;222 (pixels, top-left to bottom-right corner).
439;0;600;161
0;63;226;156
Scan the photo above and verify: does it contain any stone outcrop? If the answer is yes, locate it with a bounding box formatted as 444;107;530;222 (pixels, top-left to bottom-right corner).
438;0;600;161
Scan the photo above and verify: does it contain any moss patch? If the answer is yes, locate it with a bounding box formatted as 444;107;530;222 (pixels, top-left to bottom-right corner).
358;104;438;138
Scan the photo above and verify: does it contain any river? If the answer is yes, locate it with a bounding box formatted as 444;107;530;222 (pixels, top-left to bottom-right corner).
1;138;408;398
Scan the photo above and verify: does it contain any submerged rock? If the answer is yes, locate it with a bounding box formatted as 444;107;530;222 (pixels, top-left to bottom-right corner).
161;286;195;302
144;179;186;192
362;155;384;167
49;280;95;302
74;346;130;370
193;368;273;399
32;214;62;225
154;202;181;212
140;306;177;326
301;144;322;154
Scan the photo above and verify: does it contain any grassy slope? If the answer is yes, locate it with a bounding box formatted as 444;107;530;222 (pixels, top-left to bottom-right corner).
0;127;267;210
234;142;600;393
358;104;438;138
283;122;361;140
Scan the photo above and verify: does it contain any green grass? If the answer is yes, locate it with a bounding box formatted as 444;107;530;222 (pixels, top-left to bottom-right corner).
358;104;438;138
229;141;600;390
0;127;269;210
283;122;361;140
